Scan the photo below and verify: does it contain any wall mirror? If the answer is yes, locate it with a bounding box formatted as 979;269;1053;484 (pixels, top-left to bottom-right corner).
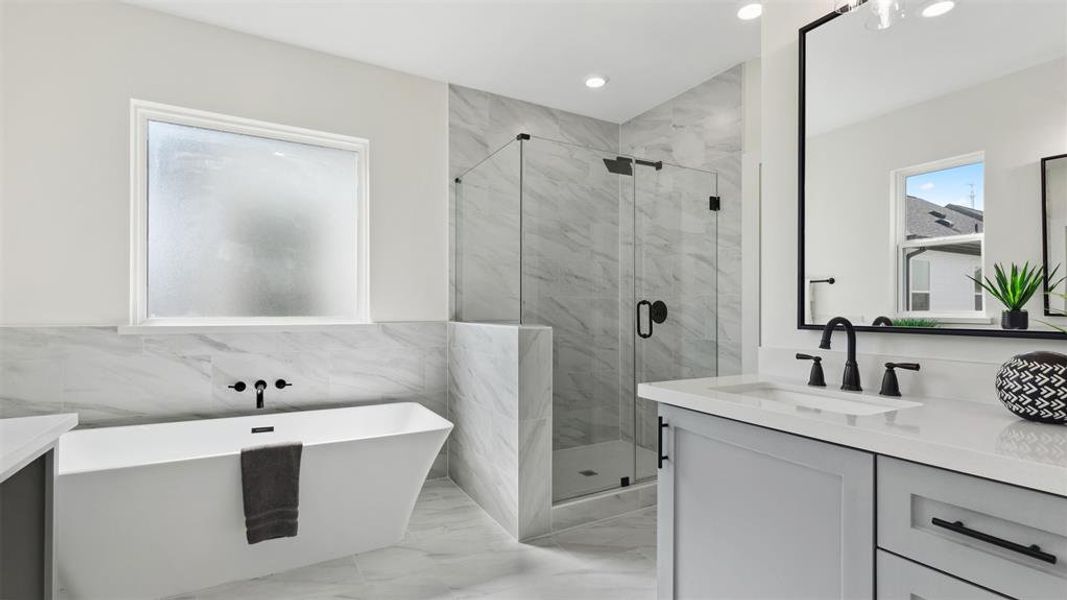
799;0;1067;339
1045;154;1067;317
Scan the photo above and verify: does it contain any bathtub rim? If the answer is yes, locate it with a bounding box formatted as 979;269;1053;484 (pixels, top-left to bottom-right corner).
56;401;452;476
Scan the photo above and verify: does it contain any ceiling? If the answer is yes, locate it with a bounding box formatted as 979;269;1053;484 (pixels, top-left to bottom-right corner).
124;0;762;123
805;0;1067;136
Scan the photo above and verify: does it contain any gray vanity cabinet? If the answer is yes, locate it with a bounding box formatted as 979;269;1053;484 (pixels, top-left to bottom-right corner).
657;404;874;600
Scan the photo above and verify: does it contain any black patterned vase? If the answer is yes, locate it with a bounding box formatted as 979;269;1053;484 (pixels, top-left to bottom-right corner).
995;351;1067;424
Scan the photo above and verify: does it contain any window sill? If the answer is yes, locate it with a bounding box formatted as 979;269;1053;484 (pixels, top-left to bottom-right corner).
119;320;373;335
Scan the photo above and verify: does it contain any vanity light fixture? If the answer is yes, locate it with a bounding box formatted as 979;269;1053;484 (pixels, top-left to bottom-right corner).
833;0;868;13
585;75;607;89
736;3;762;20
921;0;955;18
833;0;907;30
867;0;907;30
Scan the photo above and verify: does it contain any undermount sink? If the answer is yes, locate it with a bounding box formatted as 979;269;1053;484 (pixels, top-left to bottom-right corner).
714;382;922;416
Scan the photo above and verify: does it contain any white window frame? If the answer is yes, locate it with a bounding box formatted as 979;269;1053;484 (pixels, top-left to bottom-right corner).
128;99;370;329
889;151;989;324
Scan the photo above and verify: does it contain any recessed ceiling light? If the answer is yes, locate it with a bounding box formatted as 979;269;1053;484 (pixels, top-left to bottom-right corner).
585;75;607;89
737;3;762;20
921;0;955;17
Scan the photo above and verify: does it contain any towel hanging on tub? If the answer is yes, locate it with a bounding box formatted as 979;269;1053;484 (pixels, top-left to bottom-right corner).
240;443;303;544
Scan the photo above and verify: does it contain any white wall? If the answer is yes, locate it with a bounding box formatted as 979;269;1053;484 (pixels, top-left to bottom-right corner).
0;2;449;325
805;59;1066;323
761;0;1067;373
742;58;762;373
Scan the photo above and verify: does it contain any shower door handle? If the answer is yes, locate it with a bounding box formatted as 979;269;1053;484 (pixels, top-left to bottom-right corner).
637;300;669;339
637;300;653;338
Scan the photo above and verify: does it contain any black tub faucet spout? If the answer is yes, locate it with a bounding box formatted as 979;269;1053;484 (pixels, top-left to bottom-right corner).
819;317;862;392
254;380;268;409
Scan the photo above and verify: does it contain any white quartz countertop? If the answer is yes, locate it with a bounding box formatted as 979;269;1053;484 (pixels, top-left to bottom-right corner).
639;375;1067;497
1;414;78;482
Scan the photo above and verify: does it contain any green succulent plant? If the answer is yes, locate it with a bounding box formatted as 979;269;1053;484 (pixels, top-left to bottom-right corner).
890;318;941;328
967;262;1061;312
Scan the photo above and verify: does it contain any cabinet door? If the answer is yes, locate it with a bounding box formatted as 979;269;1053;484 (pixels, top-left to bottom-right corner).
657;404;874;600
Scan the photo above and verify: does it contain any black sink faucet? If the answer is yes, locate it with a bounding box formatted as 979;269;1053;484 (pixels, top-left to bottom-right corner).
819;317;862;392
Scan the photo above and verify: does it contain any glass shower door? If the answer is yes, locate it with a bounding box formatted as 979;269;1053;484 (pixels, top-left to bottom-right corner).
632;163;719;484
520;137;638;502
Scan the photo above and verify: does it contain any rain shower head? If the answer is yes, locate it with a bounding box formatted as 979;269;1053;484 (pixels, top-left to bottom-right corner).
602;156;633;176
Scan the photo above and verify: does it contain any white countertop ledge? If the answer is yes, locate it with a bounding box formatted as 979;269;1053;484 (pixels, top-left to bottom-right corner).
1;414;78;482
639;375;1067;498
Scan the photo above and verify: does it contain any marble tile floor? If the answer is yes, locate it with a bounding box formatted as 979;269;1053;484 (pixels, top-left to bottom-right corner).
179;478;656;600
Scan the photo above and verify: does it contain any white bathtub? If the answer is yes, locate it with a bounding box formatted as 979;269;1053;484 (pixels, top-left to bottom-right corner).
55;402;451;600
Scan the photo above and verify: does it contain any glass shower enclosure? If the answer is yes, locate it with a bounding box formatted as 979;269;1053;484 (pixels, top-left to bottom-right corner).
455;134;721;502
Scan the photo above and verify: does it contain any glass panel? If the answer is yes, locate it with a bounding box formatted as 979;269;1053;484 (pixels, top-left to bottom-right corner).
454;140;521;322
520;138;635;502
904;161;984;240
634;163;719;484
146;121;360;319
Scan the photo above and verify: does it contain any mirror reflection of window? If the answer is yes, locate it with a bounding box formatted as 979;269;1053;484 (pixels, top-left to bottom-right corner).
896;157;985;318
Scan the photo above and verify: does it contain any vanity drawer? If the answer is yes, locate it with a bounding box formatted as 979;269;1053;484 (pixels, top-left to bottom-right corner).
877;550;1002;599
877;457;1067;600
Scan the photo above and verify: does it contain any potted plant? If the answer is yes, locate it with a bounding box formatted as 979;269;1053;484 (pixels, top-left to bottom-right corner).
967;262;1060;330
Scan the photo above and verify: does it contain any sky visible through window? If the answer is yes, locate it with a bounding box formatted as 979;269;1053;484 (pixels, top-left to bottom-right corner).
905;162;984;210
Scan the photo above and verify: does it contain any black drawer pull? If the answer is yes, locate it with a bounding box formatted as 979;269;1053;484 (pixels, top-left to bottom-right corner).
657;417;668;468
931;517;1057;564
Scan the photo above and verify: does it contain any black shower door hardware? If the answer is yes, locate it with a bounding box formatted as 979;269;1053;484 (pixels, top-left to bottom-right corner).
637;300;669;339
657;417;669;468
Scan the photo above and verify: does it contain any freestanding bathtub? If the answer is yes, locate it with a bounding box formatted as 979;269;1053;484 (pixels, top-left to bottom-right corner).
55;402;451;600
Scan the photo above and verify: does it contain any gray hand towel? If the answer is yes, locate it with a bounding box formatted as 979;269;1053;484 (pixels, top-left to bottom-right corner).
240;443;303;544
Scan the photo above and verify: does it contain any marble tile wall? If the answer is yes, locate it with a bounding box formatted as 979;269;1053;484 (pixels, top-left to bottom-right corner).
621;64;746;452
449;85;626;453
449;65;746;486
0;323;450;478
446;322;552;540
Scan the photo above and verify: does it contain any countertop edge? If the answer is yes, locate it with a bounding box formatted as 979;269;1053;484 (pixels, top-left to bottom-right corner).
1;414;79;482
640;382;1067;498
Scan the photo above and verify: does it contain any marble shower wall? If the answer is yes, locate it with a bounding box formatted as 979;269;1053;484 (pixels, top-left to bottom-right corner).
449;85;627;452
621;64;745;451
0;323;449;477
447;322;552;539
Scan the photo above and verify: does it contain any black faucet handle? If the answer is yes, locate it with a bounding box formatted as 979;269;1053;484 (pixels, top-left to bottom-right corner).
886;362;920;371
275;379;293;389
880;363;920;397
228;381;247;392
796;353;827;387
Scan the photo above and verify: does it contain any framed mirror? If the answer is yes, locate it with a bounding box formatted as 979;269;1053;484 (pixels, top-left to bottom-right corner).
799;0;1067;339
1044;154;1067;317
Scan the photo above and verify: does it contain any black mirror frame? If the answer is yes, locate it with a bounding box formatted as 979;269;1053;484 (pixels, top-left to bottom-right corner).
797;12;1067;340
1041;153;1067;317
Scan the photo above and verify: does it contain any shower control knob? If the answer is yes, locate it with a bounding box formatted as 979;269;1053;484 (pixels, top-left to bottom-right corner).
275;379;293;390
228;381;247;392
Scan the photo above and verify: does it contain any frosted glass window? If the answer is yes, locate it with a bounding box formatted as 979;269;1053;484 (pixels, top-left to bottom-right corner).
145;120;362;319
